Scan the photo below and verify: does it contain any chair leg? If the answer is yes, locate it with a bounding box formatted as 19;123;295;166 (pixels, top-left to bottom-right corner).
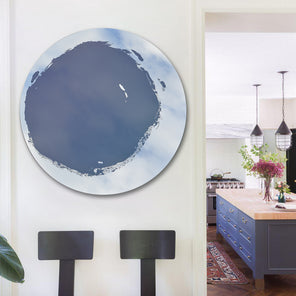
141;259;155;296
59;260;75;296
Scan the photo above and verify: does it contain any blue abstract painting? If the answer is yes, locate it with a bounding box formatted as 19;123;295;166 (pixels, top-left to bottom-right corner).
20;28;186;195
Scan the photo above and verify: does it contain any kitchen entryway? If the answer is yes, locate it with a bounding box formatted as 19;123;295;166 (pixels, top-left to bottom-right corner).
206;12;296;294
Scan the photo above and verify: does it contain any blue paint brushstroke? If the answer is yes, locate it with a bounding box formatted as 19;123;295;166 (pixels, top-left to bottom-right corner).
25;41;161;176
158;79;166;91
132;50;144;61
31;71;39;83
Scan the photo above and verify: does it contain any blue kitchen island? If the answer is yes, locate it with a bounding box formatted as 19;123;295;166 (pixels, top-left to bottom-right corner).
216;188;296;290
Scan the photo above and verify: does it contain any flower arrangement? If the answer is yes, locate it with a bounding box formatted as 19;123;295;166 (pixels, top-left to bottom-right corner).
275;181;290;203
239;144;286;202
251;159;284;179
239;144;286;177
275;181;290;194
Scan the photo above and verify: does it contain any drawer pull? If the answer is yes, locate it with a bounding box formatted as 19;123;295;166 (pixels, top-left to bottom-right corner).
227;219;230;222
234;241;237;244
219;224;221;227
229;208;234;213
223;229;226;233
239;230;242;233
234;225;237;228
244;220;247;224
248;237;251;241
227;234;230;237
247;255;251;259
239;246;242;250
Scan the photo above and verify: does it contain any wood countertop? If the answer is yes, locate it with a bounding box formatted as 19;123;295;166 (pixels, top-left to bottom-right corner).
216;188;296;220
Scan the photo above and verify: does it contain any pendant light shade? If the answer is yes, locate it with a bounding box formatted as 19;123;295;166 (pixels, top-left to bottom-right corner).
251;124;264;148
275;71;292;151
275;120;292;151
250;84;264;149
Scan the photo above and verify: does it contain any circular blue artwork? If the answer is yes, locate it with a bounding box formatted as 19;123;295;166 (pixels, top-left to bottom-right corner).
20;28;186;195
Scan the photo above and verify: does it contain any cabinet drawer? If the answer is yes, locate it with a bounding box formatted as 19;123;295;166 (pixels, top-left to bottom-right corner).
216;220;224;235
217;221;227;237
216;195;226;211
217;209;227;223
217;208;224;216
238;243;254;269
225;204;238;220
238;211;255;234
216;214;223;229
225;231;238;251
226;216;238;232
238;226;253;247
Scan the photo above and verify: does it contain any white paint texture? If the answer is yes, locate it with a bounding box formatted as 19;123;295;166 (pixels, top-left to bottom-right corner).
206;138;246;182
5;2;296;296
260;98;296;129
206;33;296;126
10;0;193;295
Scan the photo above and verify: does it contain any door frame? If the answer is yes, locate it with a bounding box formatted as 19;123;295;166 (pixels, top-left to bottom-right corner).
0;0;13;294
192;7;296;296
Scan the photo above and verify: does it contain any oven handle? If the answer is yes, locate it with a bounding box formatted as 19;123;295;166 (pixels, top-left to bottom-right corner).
207;194;216;198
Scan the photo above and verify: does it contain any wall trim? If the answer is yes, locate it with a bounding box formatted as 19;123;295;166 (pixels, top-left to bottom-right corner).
192;1;207;295
193;5;296;296
0;0;12;294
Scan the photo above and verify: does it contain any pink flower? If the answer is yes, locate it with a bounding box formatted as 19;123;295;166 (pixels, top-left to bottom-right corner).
251;159;284;178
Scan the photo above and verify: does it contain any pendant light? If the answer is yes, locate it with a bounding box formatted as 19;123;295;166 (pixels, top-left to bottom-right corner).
250;84;264;149
275;71;292;151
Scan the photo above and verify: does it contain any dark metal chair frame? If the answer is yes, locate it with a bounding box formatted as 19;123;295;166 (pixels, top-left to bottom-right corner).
38;231;94;296
120;230;176;296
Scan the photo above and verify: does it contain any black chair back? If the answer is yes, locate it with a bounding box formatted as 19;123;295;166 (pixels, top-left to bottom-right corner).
38;231;94;296
120;230;175;296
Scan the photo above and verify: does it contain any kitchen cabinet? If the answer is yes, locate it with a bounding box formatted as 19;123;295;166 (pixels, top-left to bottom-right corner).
216;189;296;290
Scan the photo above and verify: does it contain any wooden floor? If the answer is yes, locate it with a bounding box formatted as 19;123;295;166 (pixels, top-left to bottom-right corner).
207;225;296;296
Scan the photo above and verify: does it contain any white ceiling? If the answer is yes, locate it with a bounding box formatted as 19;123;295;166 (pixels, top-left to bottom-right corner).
206;32;296;99
205;14;296;125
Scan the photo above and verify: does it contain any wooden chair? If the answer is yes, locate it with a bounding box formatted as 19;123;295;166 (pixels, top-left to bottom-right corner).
38;231;94;296
120;230;176;296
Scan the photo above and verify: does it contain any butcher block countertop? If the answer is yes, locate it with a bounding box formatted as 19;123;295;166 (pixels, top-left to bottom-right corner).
216;188;296;220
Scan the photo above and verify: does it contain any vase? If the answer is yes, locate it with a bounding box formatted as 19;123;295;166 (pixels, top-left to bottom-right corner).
263;177;274;203
278;192;286;203
259;178;265;195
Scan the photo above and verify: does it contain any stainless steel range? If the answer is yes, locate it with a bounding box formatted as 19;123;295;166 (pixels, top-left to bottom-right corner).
207;178;245;224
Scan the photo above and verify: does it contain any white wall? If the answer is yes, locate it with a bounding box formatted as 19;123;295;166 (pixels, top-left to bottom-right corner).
5;2;296;296
10;0;195;295
206;139;246;182
206;127;288;189
260;98;296;129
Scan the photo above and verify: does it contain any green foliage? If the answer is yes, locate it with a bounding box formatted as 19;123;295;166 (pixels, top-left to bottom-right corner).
275;181;291;194
239;144;287;177
0;234;24;283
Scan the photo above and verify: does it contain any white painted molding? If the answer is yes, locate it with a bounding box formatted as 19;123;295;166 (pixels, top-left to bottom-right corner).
192;2;207;296
0;0;12;294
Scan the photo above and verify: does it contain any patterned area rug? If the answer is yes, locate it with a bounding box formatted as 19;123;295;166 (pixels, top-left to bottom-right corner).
207;241;248;284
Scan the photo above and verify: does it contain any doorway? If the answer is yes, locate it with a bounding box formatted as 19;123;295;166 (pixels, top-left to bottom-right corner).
205;12;296;295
